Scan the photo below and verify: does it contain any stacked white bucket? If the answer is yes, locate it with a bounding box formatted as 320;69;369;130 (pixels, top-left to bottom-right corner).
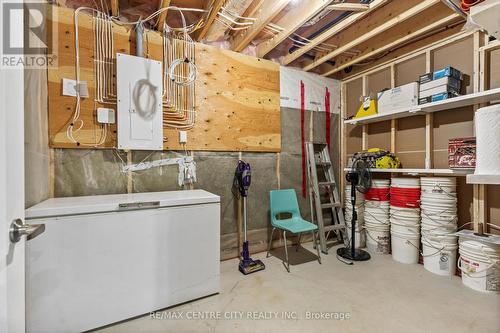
390;178;421;264
458;234;500;294
420;177;458;276
364;179;391;254
344;185;366;248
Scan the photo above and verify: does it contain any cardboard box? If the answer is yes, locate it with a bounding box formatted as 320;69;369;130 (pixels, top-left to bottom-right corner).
419;66;463;84
419;84;461;99
420;76;461;92
449;137;476;169
377;82;419;114
418;91;460;105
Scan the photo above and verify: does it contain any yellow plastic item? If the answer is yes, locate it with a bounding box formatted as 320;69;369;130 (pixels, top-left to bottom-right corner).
354;97;378;119
376;155;401;169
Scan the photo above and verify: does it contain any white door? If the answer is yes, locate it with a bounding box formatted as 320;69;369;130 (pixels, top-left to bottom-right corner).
1;0;26;331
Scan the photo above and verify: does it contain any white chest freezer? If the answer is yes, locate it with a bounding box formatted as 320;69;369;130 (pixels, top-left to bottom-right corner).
25;190;220;333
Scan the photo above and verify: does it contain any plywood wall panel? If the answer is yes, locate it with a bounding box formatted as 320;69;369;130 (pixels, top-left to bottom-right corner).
365;68;391;151
433;36;474;94
392;55;428;167
489;48;500;89
432;108;474;169
346;78;363;155
346;78;362;118
396;116;426;168
395;55;426;86
367;68;391;96
457;178;473;229
368;121;391;151
47;6;280;152
488;186;500;235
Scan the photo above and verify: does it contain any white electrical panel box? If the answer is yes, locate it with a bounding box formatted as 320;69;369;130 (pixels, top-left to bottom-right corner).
116;53;163;150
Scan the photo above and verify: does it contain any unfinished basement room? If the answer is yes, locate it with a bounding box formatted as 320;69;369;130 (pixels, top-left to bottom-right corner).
1;0;500;332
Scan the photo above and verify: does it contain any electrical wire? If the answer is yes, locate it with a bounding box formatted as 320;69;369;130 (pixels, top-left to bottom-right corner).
68;7;109;147
71;5;203;139
161;7;197;129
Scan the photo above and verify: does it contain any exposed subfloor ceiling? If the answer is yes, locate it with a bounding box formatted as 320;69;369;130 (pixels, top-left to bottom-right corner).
56;0;468;79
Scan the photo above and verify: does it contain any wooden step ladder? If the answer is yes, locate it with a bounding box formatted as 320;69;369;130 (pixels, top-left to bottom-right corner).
306;142;345;254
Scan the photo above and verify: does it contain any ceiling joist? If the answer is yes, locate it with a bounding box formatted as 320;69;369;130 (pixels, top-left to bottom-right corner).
303;0;442;72
110;0;119;17
195;0;226;42
231;0;291;52
256;0;333;58
156;0;171;30
282;0;389;66
323;12;462;77
326;3;370;12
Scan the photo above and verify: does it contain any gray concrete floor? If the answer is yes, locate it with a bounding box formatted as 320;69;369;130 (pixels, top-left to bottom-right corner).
95;243;499;333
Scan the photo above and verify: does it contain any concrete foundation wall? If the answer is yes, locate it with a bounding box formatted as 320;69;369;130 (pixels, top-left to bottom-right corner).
51;108;341;260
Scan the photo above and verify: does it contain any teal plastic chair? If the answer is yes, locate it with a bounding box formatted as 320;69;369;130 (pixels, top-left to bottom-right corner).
267;189;321;272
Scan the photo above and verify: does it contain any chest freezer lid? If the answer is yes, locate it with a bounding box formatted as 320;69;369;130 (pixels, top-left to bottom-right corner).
25;190;220;219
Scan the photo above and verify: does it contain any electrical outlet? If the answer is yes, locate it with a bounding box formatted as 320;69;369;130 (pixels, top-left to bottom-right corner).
179;131;188;144
62;78;89;97
97;108;116;124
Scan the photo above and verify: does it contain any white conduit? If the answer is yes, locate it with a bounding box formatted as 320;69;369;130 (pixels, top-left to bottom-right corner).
67;7;108;147
162;7;198;129
70;5;202;142
215;17;252;31
94;12;116;104
220;6;257;22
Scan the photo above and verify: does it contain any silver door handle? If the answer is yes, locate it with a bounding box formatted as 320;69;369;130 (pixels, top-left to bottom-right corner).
9;218;45;243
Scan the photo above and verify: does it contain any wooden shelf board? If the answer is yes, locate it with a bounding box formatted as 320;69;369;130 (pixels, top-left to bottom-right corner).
343;168;474;176
344;87;500;125
466;174;500;185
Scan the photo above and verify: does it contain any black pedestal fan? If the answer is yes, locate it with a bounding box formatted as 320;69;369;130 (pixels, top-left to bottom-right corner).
337;158;372;262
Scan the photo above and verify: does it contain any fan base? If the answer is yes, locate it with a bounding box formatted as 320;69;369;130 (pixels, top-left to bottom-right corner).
336;247;371;261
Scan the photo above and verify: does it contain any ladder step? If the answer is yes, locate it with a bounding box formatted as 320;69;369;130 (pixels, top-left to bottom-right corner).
318;181;336;187
324;224;346;231
306;141;345;255
321;202;341;209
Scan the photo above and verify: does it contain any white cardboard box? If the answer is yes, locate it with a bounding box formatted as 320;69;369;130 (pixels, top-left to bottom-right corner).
419;84;460;98
420;76;461;92
377;82;419;114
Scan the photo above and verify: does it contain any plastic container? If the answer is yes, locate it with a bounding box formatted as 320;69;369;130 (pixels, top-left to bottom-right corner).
391;178;420;188
458;240;500;294
391;231;420;264
422;238;458;276
365;227;390;255
391;222;420;235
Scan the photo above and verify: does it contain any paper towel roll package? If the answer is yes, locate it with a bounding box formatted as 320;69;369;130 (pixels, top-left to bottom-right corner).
474;105;500;175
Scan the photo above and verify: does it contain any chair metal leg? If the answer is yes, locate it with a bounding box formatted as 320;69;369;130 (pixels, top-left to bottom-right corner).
283;230;290;272
296;233;301;252
266;227;276;258
312;230;321;265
